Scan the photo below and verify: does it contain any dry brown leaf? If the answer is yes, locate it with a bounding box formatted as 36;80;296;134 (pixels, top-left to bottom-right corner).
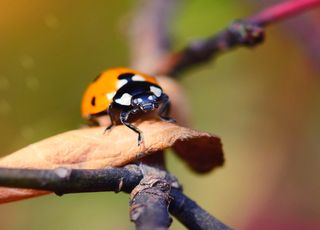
0;119;224;203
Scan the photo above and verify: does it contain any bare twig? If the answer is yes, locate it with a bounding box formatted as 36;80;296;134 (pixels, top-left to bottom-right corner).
170;188;233;230
130;176;172;230
156;0;320;76
249;0;320;26
0;165;232;229
0;165;143;195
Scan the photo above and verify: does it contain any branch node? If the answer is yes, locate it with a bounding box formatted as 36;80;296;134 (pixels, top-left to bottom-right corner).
229;20;265;47
129;175;172;229
131;177;170;200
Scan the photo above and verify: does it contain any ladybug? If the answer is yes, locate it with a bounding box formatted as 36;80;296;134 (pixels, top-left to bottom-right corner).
81;67;175;145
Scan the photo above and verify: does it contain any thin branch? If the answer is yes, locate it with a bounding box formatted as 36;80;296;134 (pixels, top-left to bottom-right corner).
169;188;233;230
249;0;320;26
156;20;265;76
130;175;172;230
0;166;232;229
156;0;320;76
0;165;143;195
129;163;175;230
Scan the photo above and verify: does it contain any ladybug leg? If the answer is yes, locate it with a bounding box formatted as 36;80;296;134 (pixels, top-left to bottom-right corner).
120;110;144;146
159;94;176;123
104;103;117;134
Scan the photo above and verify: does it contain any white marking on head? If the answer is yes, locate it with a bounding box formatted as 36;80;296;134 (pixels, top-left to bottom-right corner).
116;79;128;89
148;95;154;100
106;92;116;100
115;93;132;106
132;75;145;81
137;98;143;103
150;86;162;97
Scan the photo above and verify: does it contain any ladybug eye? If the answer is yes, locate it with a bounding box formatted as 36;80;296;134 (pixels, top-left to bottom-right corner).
91;96;96;106
133;98;142;104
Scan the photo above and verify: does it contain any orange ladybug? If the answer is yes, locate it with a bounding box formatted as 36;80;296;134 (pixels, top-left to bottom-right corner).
81;67;175;145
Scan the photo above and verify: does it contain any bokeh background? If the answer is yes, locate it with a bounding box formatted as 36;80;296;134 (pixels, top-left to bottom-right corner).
0;0;320;229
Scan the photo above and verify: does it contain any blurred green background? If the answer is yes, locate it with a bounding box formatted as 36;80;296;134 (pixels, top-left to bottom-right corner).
0;0;320;229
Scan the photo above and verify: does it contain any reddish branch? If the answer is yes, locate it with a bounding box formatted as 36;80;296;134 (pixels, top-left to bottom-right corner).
250;0;320;26
156;0;320;76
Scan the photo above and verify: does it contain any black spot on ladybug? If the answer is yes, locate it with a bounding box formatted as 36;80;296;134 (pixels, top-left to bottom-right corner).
91;96;96;106
118;73;135;80
92;73;102;82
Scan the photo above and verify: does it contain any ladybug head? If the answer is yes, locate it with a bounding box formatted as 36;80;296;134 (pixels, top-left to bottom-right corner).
131;92;159;112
